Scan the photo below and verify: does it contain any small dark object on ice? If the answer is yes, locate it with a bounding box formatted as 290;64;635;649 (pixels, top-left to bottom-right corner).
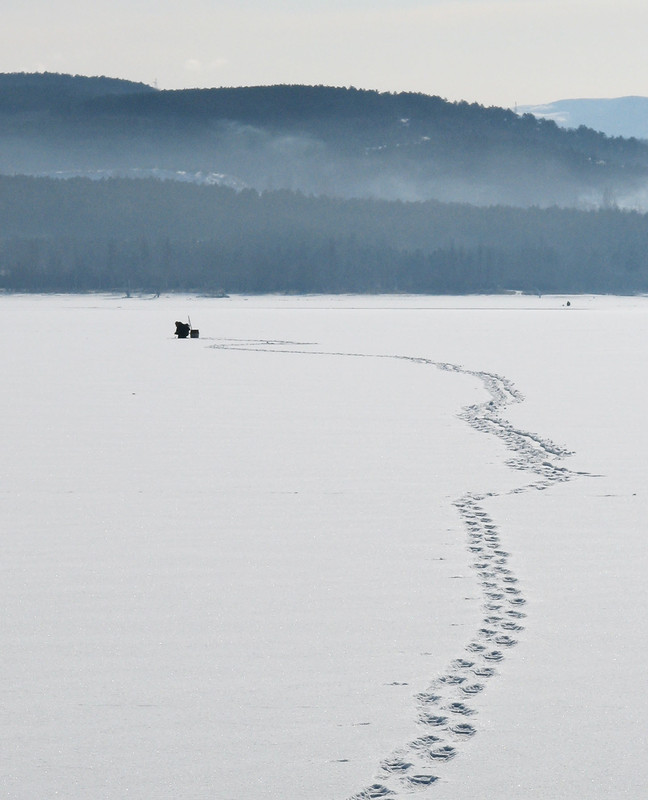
175;321;190;338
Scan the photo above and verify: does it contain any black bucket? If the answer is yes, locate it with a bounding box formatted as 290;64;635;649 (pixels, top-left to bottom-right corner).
190;329;199;338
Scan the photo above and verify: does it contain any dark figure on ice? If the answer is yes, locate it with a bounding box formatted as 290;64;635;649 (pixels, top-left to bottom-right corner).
175;320;190;338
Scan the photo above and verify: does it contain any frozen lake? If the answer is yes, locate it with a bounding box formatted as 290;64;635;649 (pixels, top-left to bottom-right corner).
1;293;646;799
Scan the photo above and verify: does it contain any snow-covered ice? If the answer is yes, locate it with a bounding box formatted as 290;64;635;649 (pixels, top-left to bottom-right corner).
1;293;646;799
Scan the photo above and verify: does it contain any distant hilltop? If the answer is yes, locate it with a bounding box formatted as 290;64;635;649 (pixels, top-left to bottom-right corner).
517;96;648;141
0;72;155;110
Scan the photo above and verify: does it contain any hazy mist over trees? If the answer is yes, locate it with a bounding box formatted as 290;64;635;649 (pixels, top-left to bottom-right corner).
2;73;648;294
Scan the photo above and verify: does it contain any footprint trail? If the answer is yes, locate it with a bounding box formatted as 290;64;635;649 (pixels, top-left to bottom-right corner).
209;338;583;798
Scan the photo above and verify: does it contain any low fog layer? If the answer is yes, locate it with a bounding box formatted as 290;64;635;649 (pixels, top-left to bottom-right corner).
0;119;643;210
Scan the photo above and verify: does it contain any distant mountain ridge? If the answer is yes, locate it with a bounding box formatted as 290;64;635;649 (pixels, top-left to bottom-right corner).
518;96;648;141
2;73;648;207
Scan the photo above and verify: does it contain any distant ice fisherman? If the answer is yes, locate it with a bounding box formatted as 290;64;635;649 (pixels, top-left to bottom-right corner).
175;320;191;338
174;319;199;338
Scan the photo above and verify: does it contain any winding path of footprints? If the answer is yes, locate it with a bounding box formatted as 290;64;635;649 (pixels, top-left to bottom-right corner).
209;339;581;798
349;360;578;798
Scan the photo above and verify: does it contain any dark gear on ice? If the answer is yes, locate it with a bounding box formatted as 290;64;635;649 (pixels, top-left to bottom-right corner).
175;321;191;338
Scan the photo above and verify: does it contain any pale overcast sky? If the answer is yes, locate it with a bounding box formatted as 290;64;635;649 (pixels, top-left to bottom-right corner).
2;0;648;107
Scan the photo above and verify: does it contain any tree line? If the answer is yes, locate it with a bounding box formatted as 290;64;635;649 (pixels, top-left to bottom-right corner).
1;175;648;294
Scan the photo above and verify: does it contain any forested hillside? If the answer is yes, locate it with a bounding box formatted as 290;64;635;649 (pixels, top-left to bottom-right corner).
2;75;648;207
2;75;648;295
2;175;648;294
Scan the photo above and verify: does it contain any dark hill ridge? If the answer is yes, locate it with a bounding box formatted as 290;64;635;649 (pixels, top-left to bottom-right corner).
79;84;647;157
0;72;155;112
1;75;648;207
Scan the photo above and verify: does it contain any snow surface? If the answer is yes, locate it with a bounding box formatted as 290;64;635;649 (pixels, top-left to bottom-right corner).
1;293;646;799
